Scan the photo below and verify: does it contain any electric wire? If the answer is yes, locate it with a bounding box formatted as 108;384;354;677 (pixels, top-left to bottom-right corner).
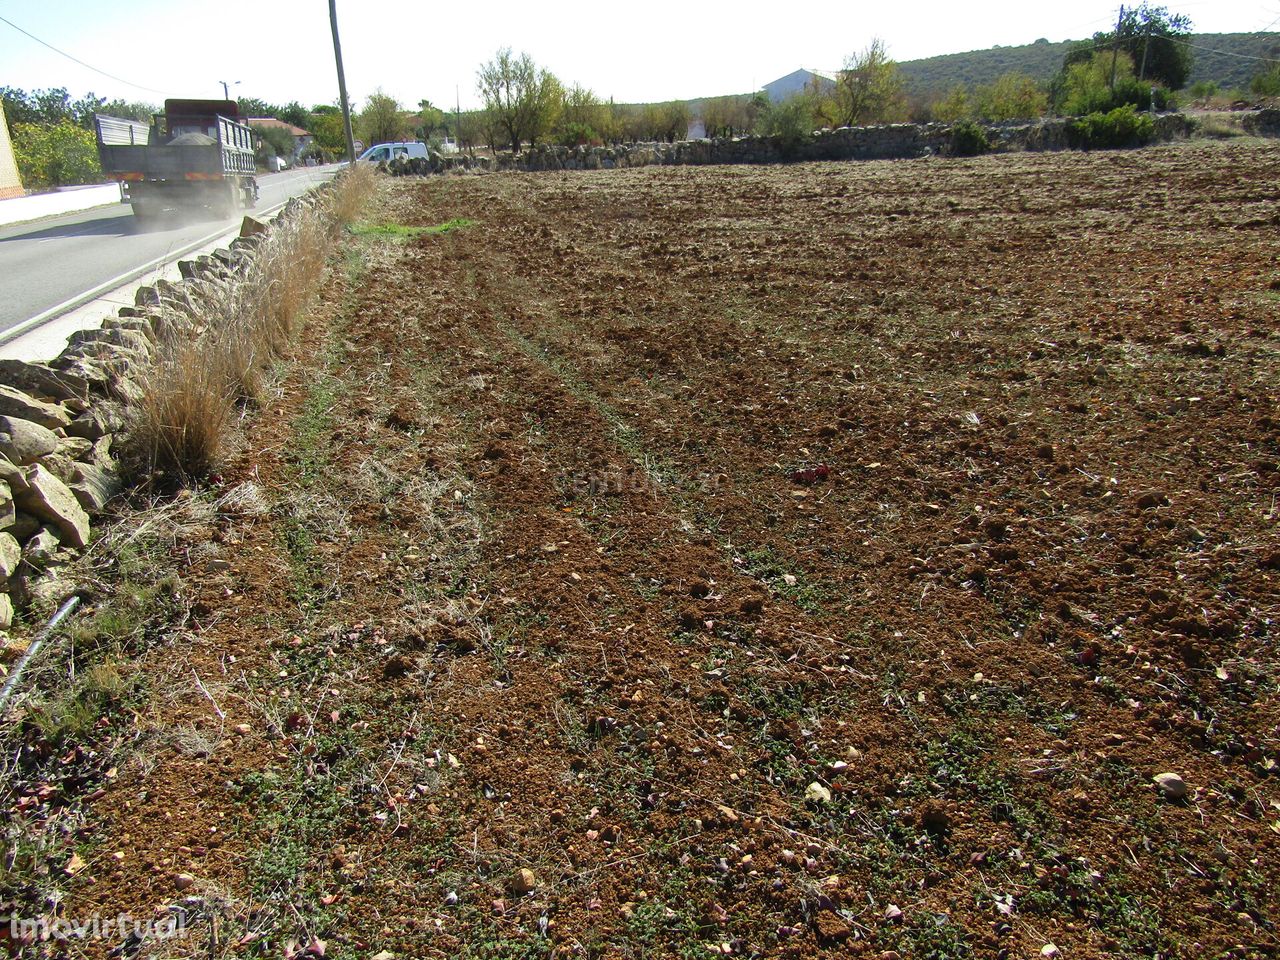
0;13;167;95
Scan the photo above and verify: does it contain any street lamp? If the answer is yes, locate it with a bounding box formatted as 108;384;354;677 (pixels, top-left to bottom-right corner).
219;80;240;100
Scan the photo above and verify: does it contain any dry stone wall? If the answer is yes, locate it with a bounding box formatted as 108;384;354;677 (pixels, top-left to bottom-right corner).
388;114;1199;177
0;193;322;630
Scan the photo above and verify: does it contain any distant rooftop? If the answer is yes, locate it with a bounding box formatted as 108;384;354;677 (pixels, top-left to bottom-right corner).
247;117;310;137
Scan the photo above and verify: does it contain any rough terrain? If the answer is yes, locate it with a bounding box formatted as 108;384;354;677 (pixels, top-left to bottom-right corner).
4;139;1279;959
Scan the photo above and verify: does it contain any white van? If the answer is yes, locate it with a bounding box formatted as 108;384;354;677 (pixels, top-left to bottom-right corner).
357;141;428;163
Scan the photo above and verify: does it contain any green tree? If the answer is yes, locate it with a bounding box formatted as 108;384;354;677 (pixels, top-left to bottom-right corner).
1;87;107;131
236;97;278;118
1056;50;1168;114
416;100;448;140
308;111;346;156
972;72;1048;121
1251;60;1280;97
12;120;101;188
701;95;751;139
1063;4;1193;90
932;85;971;122
477;48;563;153
358;90;408;145
757;95;814;156
252;123;296;166
555;84;611;145
831;39;907;126
99;99;158;123
278;101;310;128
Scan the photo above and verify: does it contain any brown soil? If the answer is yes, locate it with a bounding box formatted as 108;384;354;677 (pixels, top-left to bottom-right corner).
9;139;1280;959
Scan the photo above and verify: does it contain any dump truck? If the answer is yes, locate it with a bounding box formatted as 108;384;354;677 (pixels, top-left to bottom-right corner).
94;99;258;225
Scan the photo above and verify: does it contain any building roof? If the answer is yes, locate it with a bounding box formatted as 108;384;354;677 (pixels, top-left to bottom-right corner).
762;69;839;104
246;117;311;137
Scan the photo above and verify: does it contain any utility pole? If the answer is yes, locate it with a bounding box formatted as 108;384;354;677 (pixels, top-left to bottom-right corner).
329;0;357;163
1109;5;1125;92
1138;19;1154;81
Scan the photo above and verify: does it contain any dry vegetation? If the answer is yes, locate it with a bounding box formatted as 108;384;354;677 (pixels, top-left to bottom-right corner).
129;165;375;479
2;140;1278;960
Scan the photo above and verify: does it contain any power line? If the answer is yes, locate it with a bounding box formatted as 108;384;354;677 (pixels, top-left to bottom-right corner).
0;13;167;95
1167;35;1280;63
1068;29;1280;65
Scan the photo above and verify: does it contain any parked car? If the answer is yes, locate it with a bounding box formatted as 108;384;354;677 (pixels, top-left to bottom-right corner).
357;141;428;163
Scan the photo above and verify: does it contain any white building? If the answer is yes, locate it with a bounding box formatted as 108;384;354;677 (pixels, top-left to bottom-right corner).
763;69;837;104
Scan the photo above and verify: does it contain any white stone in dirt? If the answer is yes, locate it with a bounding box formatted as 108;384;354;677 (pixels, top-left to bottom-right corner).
15;465;90;549
0;531;21;578
0;385;71;431
1153;771;1188;800
0;593;11;629
0;416;60;465
805;782;832;804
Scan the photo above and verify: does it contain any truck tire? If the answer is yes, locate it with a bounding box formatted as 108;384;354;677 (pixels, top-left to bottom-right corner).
131;203;160;228
213;183;239;220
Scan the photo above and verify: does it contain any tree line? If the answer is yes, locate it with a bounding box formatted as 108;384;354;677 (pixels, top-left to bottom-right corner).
6;3;1277;187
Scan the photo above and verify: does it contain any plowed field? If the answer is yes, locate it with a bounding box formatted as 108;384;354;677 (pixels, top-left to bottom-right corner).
8;140;1280;959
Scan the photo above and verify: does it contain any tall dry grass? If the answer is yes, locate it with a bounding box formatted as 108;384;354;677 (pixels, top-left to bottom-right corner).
130;166;376;480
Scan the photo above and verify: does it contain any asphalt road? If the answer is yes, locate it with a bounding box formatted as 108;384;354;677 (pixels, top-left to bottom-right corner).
0;165;340;339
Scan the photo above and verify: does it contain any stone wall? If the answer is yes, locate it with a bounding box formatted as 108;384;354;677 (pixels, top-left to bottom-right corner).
1241;108;1280;137
0;193;324;629
388;114;1199;178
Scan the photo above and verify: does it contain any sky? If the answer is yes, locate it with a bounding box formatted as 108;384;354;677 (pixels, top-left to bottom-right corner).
2;0;1277;114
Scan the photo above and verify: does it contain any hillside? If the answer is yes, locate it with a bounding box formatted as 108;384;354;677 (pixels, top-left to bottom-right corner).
898;31;1280;93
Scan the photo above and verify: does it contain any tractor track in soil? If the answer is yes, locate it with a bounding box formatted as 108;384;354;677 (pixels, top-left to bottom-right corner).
7;139;1279;959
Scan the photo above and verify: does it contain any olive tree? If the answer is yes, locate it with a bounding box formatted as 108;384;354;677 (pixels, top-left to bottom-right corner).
477;48;563;153
831;39;906;127
358;90;408;145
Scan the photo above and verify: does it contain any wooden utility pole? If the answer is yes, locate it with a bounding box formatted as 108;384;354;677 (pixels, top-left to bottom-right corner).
1138;19;1154;81
329;0;357;164
1109;5;1125;91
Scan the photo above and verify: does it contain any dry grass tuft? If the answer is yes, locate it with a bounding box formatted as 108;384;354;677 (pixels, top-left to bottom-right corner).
326;162;376;227
130;169;374;480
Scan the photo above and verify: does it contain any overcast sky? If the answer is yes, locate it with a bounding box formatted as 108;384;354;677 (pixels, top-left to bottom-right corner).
2;1;1276;113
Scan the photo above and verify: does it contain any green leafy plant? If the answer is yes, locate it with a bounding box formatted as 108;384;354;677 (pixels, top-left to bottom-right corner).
949;119;991;156
1068;103;1156;149
758;96;815;157
11;119;101;188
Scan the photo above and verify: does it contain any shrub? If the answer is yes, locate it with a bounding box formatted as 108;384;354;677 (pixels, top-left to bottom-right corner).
1056;51;1171;116
949;120;991;156
11;120;101;188
557;122;601;147
758;96;815;157
1252;64;1280;97
1067;104;1156;149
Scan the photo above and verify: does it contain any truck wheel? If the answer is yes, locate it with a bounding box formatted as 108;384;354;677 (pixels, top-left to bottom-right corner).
131;203;159;228
213;184;239;220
